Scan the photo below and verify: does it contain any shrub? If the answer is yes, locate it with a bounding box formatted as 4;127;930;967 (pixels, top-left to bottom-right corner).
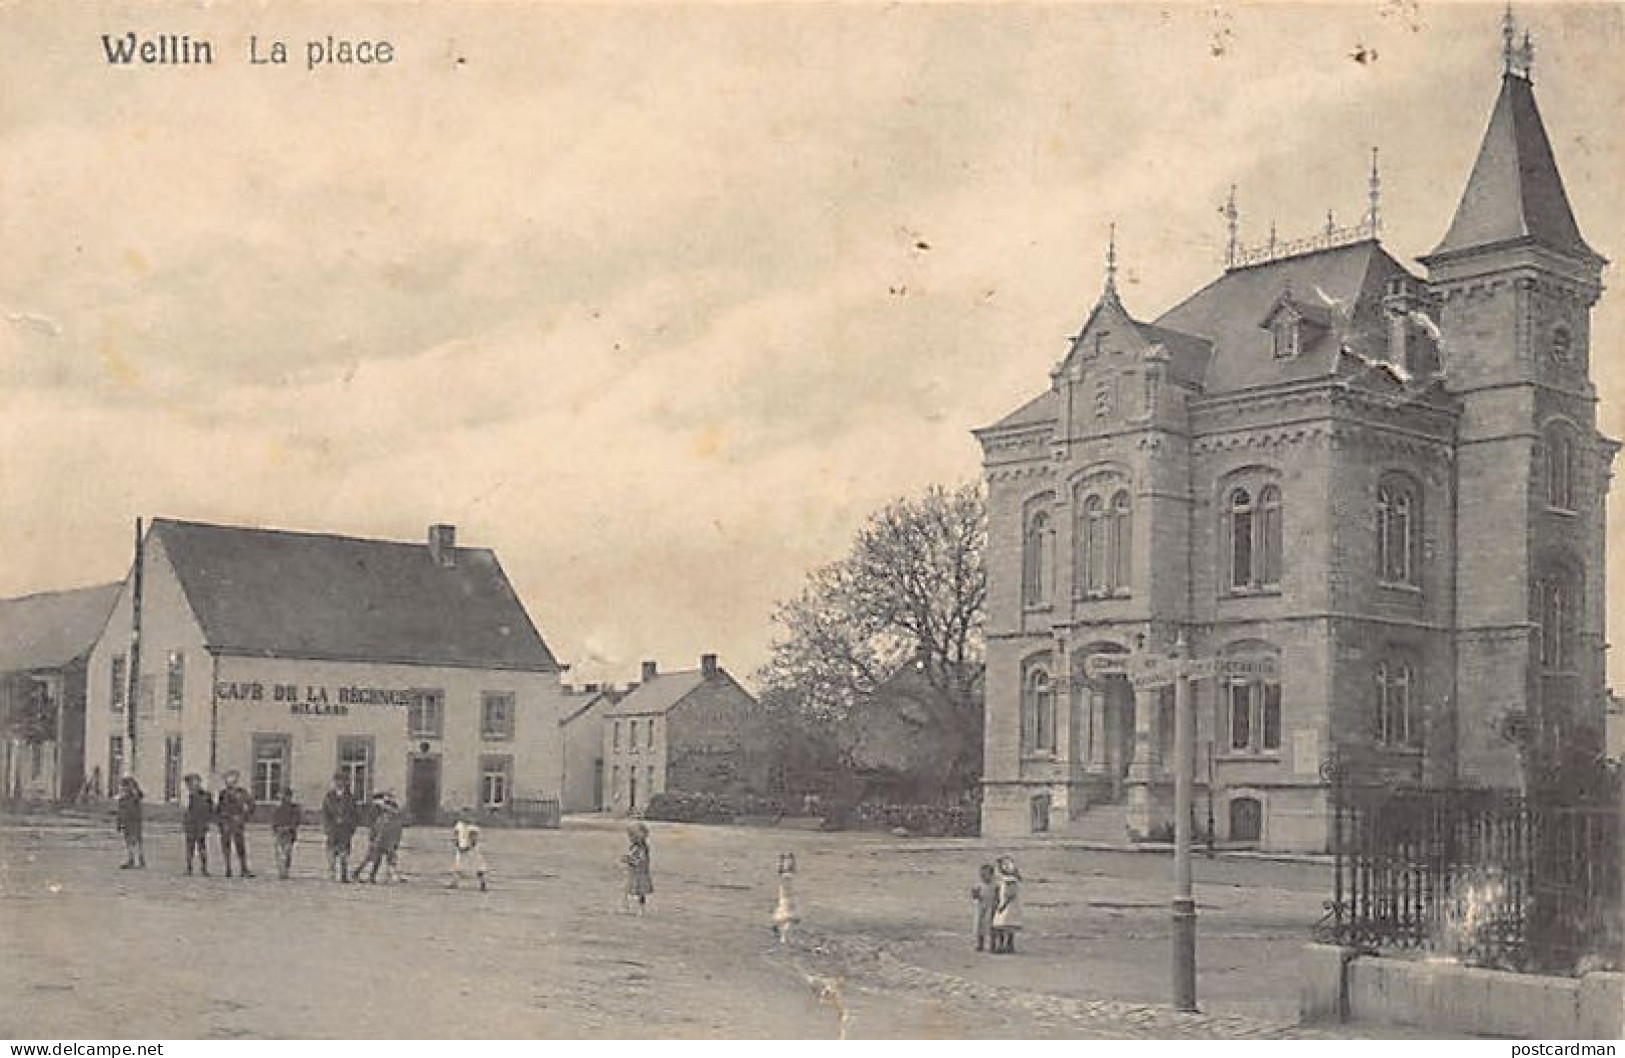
640;791;788;824
642;792;734;824
836;802;980;837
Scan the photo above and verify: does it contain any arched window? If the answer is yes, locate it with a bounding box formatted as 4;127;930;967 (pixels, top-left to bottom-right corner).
1075;484;1132;599
1110;490;1132;591
1226;482;1283;592
1547;430;1577;511
1022;667;1056;755
1258;485;1282;587
1229;488;1253;591
1538;568;1580;672
1073;497;1088;596
1022;508;1053;606
1375;657;1417;747
1229;796;1263;842
1083;495;1107;596
1377;474;1421;587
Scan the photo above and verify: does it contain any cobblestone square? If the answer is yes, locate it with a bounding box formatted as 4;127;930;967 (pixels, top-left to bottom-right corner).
1;816;1413;1038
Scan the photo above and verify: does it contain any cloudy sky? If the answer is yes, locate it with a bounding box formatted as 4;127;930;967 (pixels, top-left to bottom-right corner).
3;2;1623;687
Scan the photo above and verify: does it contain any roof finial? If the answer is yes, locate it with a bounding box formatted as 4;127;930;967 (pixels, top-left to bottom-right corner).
1367;147;1381;236
1518;29;1535;80
1223;184;1240;269
1502;3;1517;74
1325;210;1337;237
1104;222;1118;299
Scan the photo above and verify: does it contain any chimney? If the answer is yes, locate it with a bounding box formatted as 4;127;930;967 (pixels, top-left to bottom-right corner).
1382;276;1432;373
428;524;457;568
700;653;719;679
641;660;658;684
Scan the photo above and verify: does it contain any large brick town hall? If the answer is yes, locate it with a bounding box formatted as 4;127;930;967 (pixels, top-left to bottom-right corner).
977;27;1613;849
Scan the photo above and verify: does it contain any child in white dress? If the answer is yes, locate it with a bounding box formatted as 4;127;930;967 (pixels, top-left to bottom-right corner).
447;808;487;891
773;852;800;944
992;855;1023;954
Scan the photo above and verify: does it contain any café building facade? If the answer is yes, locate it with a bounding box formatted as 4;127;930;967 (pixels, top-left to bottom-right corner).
84;518;568;820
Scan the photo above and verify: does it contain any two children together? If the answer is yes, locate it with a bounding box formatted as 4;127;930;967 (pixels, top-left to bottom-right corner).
971;855;1023;954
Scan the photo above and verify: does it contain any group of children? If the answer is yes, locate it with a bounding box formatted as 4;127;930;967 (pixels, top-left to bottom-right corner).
112;770;479;889
118;782;1019;953
971;855;1023;954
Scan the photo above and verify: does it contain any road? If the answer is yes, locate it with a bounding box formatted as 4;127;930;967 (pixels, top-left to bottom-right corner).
0;814;1373;1038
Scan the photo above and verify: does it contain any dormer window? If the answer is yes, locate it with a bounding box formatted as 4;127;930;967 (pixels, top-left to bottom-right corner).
1260;290;1324;360
1272;314;1301;359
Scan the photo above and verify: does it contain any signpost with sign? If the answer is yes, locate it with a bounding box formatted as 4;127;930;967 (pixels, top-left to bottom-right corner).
1168;637;1198;1014
1084;635;1274;1014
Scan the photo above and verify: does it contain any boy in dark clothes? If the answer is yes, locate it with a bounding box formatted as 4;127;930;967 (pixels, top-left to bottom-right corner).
271;787;301;880
360;793;405;883
182;773;214;876
321;772;360;882
215;769;255;878
115;775;145;869
971;863;996;952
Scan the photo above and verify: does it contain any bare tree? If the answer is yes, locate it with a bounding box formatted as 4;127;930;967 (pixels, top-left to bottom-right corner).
759;482;986;795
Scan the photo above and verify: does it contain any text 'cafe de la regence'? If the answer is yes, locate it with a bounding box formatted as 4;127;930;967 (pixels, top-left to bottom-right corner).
84;518;576;822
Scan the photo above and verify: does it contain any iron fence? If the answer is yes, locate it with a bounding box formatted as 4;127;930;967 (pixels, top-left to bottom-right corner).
1317;778;1622;974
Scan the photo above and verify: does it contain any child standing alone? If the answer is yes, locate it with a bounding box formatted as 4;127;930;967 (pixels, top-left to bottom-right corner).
361;793;405;883
115;776;145;869
447;808;486;891
623;822;653;915
181;773;213;876
215;769;255;878
321;772;359;883
271;787;300;880
772;852;800;944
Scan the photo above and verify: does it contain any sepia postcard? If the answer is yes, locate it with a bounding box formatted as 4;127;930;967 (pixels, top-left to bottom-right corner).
1;0;1622;1043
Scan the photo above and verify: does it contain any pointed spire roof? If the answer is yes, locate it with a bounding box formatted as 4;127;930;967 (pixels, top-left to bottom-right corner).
1427;72;1599;264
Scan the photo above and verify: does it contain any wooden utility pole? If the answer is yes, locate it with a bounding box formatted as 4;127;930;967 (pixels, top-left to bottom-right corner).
125;518;144;775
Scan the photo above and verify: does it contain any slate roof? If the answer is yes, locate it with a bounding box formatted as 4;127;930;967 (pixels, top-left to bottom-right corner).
980;68;1596;432
0;583;122;673
1135;322;1214;385
605;669;712;717
979;311;1211;435
983;389;1058;431
560;690;615;727
1154;240;1409;394
150;518;559;672
979;239;1422;435
1427;73;1599;264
